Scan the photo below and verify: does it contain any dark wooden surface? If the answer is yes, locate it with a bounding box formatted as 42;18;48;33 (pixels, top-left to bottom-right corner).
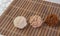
0;0;60;36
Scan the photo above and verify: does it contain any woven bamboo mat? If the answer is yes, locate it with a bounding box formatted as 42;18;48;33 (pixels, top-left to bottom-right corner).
0;0;60;36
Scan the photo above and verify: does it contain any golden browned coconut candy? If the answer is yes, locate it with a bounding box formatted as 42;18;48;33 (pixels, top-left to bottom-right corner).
45;14;59;26
29;15;43;28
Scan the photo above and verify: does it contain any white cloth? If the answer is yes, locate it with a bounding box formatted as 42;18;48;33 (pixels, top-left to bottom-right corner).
44;0;60;4
0;0;13;16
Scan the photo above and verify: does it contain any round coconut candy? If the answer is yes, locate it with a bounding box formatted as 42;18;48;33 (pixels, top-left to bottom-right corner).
45;14;59;26
13;16;27;29
29;15;43;28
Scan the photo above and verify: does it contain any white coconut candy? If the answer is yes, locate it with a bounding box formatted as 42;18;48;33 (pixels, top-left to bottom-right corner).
13;16;27;29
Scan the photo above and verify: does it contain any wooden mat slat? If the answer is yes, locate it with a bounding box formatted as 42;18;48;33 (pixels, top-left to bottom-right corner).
0;0;60;36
